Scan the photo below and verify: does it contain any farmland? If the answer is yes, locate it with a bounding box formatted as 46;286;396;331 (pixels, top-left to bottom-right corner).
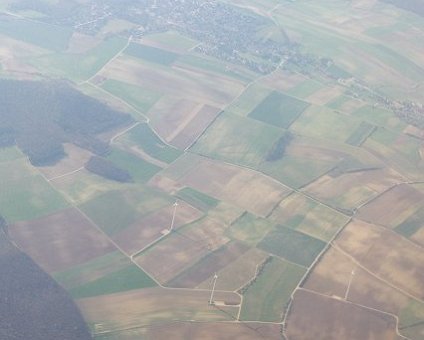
0;0;423;339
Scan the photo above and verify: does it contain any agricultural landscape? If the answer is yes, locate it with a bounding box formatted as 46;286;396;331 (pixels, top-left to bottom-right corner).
0;0;423;339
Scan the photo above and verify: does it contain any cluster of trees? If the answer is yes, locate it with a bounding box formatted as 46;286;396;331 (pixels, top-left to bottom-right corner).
0;231;92;340
85;156;133;183
266;132;293;162
0;79;132;166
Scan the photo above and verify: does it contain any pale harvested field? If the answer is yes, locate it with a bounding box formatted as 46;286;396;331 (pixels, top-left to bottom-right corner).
162;154;291;217
303;247;357;299
170;104;221;149
113;201;203;255
286;289;401;340
335;219;424;299
261;69;306;92
306;85;345;106
356;184;424;228
411;227;424;247
99;55;243;107
38;143;92;179
10;208;115;272
135;217;229;284
77;287;240;333
303;168;403;210
146;321;282;340
66;32;102;53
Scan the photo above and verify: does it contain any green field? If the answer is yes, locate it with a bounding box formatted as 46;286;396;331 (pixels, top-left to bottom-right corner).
106;148;161;183
286;79;323;98
0;146;24;162
226;83;273;116
101;79;162;114
228;213;275;246
125;43;179;65
0;17;73;51
248;91;309;128
176;187;219;212
118;123;182;164
258;226;326;267
79;188;171;235
394;210;424;238
68;264;157;298
0;159;69;223
30;36;128;82
240;257;305;322
191;112;283;168
352;105;406;132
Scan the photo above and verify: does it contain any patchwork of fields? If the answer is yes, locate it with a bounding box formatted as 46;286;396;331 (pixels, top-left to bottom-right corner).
0;0;423;339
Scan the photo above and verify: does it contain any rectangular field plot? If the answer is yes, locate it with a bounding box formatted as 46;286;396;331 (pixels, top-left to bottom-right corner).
31;37;128;82
291;106;362;142
303;168;403;212
100;79;162;114
286;289;401;340
191;112;283;168
335;220;424;299
225;83;273;116
99;55;244;108
10;208;115;272
144;321;282;340
167;241;250;288
248;91;309;128
197;248;269;291
176;187;219;212
79;188;173;236
68;264;156;299
345;121;376;146
140;30;199;52
77;287;240;334
352;105;406;132
269;193;349;242
116;123;182;164
160;153;292;217
112;200;203;255
0;16;72;51
0;158;69;223
106;147;161;183
239;257;305;322
124;43;179;66
258;226;326;267
357;184;424;229
134;217;229;284
227;212;275;246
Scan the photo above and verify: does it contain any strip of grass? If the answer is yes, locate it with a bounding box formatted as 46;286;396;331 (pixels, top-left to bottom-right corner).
125;43;178;65
176;187;219;212
69;264;157;298
101;79;162;114
248;91;309;128
240;257;305;322
345;121;376;146
258;226;326;267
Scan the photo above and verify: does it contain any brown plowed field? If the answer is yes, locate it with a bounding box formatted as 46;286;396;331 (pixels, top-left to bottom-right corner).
10;208;115;272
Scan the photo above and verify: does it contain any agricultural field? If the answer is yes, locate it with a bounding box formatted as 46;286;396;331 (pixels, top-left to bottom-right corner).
0;0;423;339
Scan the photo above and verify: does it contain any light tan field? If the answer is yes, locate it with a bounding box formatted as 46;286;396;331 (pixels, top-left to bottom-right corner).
66;32;102;53
99;55;244;107
261;69;307;92
356;184;424;228
335;219;424;299
38;143;92;180
10;208;115;272
77;287;241;334
303;167;403;210
286;289;401;340
146;321;282;340
160;153;292;217
134;217;229;284
306;85;345;105
303;247;357;299
113;201;203;255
